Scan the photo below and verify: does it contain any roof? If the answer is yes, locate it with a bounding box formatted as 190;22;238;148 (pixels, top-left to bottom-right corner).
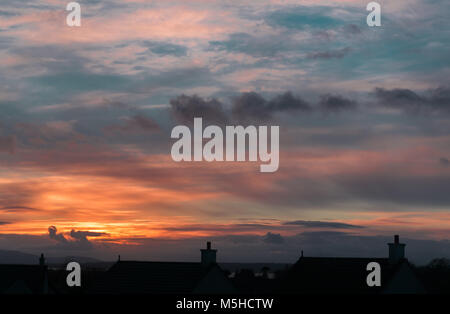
0;265;47;294
280;257;406;294
89;261;223;294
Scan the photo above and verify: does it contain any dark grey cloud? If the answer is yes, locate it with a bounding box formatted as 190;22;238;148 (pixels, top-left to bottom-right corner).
48;226;108;250
374;88;426;113
169;91;356;125
268;92;312;112
284;220;364;229
439;157;449;167
231;92;311;122
170;94;228;124
318;94;358;113
140;41;188;57
0;221;10;225
343;24;362;36
0;206;40;212
374;87;450;114
70;230;107;240
307;47;351;59
231;92;271;122
48;226;68;244
262;232;285;244
299;231;350;237
162;223;277;233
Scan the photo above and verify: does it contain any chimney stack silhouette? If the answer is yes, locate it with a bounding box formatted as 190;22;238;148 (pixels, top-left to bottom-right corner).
39;253;45;266
201;241;217;267
388;235;406;264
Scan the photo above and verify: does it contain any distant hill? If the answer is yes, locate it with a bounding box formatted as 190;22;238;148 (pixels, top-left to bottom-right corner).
0;249;103;266
0;250;38;264
46;256;103;265
0;250;291;273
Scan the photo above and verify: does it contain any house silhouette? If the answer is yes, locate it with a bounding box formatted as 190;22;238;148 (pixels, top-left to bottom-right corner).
89;241;237;294
279;235;426;294
0;236;435;294
0;254;49;294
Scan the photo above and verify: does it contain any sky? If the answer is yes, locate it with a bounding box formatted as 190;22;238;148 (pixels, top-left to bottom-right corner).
0;0;449;265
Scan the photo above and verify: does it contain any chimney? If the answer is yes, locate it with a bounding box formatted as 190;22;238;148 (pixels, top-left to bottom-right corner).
388;235;406;264
200;241;217;267
39;253;46;266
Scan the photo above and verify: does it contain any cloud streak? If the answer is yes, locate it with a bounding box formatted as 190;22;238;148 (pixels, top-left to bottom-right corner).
283;220;364;229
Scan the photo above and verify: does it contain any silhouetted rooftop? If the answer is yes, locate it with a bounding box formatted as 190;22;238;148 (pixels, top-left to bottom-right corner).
89;261;227;294
0;265;47;294
280;256;410;294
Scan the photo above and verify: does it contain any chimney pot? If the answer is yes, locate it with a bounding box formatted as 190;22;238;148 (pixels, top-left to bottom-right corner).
388;234;405;264
201;241;217;267
39;253;45;266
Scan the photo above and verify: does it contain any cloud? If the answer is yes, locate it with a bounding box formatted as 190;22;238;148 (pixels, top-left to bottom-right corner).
343;24;362;36
48;226;107;250
374;88;427;113
266;6;343;30
231;92;311;122
262;232;285;244
439;157;450;167
140;41;188;57
48;226;68;244
169;91;355;125
106;114;160;133
12;45;90;73
283;220;364;229
70;230;107;240
307;47;351;60
29;71;130;94
0;221;10;225
170;94;228;124
318;94;357;113
12;121;78;147
127;114;160;131
0;206;40;213
209;32;295;58
0;135;15;154
374;87;450;114
231;92;271;122
268;92;312;112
